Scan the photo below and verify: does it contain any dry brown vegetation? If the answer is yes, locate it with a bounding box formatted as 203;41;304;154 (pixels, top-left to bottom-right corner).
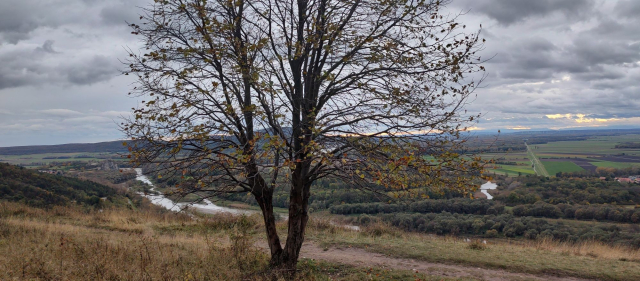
307;222;640;281
0;201;266;280
3;198;640;280
0;201;460;281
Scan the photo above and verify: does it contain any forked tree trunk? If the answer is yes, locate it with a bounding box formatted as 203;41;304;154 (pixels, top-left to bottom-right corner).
255;181;311;273
254;190;284;265
282;194;309;268
281;179;312;271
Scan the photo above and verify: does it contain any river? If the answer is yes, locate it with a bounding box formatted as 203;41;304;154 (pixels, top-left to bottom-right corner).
133;168;250;215
132;169;358;230
480;181;498;199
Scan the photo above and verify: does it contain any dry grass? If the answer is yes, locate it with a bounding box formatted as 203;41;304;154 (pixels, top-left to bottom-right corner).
527;237;640;261
307;219;640;281
0;201;269;280
466;239;487;251
0;201;467;281
6;198;638;280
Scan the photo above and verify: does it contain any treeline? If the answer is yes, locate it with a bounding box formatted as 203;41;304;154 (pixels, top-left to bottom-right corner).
0;163;129;208
147;170;473;211
329;198;503;216
352;212;640;248
224;178;472;212
224;178;388;211
330;198;640;224
104;170;137;184
494;175;640;205
495;161;518;165
557;166;640;178
615;142;640;149
512;202;640;223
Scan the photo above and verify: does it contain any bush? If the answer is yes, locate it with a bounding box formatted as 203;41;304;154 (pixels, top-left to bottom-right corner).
0;217;9;238
524;229;538;240
372;211;640;248
230;215;259;270
484;229;498;238
467;239;487;250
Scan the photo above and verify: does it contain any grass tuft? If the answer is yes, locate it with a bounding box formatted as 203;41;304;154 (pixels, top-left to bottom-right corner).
466;239;487;251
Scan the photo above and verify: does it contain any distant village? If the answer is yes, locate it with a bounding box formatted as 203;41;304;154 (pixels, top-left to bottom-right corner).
615;176;640;184
35;159;122;175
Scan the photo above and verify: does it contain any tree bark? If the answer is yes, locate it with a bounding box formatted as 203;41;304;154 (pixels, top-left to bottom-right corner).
253;185;284;267
281;176;312;271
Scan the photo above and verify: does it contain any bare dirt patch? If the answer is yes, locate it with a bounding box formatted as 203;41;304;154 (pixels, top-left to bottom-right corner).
259;242;592;281
594;155;640;163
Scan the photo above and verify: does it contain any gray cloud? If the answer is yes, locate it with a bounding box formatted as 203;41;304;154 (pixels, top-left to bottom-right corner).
572;37;640;66
1;0;640;146
0;47;119;90
100;3;142;26
457;0;595;26
0;0;74;44
65;55;120;85
35;40;58;53
0;0;146;44
614;0;640;18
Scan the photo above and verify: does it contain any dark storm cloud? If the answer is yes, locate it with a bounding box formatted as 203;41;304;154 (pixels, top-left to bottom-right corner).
0;43;119;90
571;37;640;66
65;55;120;85
586;19;640;41
100;2;145;26
574;69;625;81
0;0;72;44
456;0;594;25
0;0;146;44
489;38;587;80
614;0;640;18
2;0;640;146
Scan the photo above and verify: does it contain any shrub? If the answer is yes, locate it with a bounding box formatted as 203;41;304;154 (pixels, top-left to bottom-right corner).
467;239;487;250
361;222;399;238
484;229;499;238
0;217;9;238
524;229;538;240
230;215;259;270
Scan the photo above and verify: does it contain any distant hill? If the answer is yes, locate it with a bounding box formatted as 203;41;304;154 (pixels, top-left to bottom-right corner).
0;163;127;207
0;141;127;155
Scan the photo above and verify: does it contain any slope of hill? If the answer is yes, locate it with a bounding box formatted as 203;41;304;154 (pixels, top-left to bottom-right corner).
0;141;127;155
0;163;127;207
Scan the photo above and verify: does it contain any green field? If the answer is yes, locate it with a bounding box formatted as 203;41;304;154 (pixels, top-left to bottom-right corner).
487;163;536;177
532;134;640;156
481;134;640;177
540;161;584;175
590;161;640;169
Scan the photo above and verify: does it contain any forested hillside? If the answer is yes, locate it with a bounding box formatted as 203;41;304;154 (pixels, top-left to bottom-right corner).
0;141;126;155
0;163;128;207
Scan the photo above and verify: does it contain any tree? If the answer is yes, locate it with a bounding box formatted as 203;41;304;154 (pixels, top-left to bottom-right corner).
123;0;486;272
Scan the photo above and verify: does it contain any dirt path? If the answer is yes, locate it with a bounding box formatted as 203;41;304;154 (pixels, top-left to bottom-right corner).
291;242;591;281
526;143;550;177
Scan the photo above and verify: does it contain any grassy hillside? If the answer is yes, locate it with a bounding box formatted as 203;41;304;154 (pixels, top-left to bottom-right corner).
0;163;129;207
0;201;460;281
2;200;639;280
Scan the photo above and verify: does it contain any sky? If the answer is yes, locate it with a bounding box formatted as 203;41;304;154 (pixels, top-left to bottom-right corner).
0;0;639;147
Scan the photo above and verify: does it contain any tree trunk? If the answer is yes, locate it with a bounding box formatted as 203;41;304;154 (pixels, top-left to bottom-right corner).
254;190;284;266
280;180;311;271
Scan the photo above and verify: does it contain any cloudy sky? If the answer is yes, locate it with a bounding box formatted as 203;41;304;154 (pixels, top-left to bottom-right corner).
0;0;639;147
